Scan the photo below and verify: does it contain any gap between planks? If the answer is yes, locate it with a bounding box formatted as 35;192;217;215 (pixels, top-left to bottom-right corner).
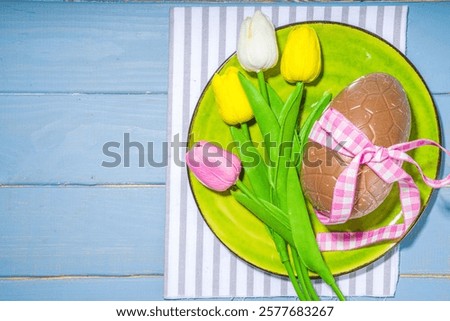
0;92;168;96
0;274;163;282
0;183;166;188
0;273;448;282
0;92;448;96
400;273;450;279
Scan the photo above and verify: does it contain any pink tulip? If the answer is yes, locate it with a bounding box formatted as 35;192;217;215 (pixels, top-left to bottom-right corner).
186;141;241;192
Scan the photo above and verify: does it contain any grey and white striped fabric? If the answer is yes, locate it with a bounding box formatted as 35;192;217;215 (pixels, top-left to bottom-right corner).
165;5;407;299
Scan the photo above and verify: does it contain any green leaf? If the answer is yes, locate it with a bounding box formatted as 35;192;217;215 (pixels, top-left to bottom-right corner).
273;82;304;205
292;134;302;171
231;189;293;246
289;92;331;172
278;82;303;152
230;126;270;201
278;82;303;137
238;72;280;168
298;92;332;157
266;83;284;118
285;166;336;287
266;83;303;168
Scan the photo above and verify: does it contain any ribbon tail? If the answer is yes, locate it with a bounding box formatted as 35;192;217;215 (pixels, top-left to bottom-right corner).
317;173;421;251
316;223;406;251
390;139;450;188
397;177;421;227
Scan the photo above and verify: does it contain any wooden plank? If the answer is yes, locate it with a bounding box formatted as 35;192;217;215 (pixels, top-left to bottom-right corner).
0;182;447;281
348;277;450;301
1;276;448;300
0;187;165;277
407;2;450;94
392;277;450;301
0;0;448;303
0;2;449;95
0;2;169;94
0;95;448;275
0;276;164;301
0;94;167;185
400;188;450;275
0;92;447;186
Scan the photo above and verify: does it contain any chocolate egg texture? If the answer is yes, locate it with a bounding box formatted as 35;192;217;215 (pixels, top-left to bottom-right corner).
301;73;411;220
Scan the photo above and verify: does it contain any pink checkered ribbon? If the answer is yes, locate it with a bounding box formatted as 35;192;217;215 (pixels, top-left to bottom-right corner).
310;108;450;251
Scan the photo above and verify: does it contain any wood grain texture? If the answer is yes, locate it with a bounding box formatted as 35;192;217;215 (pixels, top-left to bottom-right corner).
0;93;447;188
0;277;164;301
0;187;166;276
1;276;448;301
0;2;449;95
0;0;448;301
0;94;167;185
0;2;169;94
406;2;450;94
350;277;450;301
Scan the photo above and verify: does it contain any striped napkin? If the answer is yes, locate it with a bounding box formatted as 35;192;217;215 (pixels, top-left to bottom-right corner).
165;5;407;299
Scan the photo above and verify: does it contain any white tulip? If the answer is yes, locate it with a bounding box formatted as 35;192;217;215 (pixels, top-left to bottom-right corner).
237;10;279;73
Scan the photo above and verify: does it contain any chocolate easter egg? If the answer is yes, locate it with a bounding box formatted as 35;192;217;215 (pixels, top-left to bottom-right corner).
300;73;411;220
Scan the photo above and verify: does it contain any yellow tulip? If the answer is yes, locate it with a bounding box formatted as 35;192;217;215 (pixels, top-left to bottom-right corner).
211;67;253;125
281;25;322;83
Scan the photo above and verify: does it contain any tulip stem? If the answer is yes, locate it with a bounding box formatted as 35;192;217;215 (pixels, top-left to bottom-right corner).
257;71;269;104
241;122;251;141
293;250;319;301
235;179;309;301
271;231;307;301
291;248;311;301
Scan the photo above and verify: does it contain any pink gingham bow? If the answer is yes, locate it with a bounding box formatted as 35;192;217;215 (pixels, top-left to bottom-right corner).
309;108;450;251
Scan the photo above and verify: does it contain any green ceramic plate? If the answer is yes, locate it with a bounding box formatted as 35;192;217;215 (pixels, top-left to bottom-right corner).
187;22;440;276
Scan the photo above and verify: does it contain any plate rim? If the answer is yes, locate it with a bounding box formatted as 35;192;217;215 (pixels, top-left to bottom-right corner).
186;20;442;277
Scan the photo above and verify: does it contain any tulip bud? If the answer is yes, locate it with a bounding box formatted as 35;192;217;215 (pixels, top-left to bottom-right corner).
186;141;242;192
237;10;279;73
281;25;322;83
211;67;253;125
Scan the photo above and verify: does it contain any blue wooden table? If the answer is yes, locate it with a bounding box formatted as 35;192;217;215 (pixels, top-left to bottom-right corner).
0;0;449;300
